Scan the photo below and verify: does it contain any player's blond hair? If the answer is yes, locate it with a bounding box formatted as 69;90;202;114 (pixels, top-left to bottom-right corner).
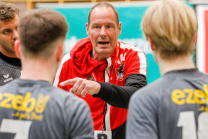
142;0;198;60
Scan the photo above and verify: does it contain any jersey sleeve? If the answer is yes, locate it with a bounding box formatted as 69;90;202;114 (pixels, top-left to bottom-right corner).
126;90;158;139
65;95;94;139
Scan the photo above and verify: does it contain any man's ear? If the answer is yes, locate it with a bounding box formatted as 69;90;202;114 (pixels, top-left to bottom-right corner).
118;22;121;35
148;38;156;51
57;44;64;62
14;40;21;59
86;23;89;36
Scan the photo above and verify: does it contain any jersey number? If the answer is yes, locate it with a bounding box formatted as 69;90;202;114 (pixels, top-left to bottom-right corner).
0;119;32;139
177;111;208;139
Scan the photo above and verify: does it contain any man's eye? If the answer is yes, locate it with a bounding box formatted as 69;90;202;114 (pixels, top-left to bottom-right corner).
3;30;10;34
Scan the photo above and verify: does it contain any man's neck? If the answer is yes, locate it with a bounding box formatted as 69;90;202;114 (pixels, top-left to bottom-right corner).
91;50;113;62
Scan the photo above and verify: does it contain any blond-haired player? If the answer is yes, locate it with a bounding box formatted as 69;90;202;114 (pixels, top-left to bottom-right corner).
126;0;208;139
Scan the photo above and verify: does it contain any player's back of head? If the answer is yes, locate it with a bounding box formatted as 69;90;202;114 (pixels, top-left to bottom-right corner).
142;0;198;60
18;9;68;58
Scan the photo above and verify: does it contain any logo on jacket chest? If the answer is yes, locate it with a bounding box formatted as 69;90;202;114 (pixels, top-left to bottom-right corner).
88;76;93;81
116;63;124;81
115;53;126;81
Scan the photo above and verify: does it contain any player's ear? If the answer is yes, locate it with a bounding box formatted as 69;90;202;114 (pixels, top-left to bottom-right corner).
148;38;156;51
14;40;21;59
86;23;89;36
193;33;197;45
57;44;64;62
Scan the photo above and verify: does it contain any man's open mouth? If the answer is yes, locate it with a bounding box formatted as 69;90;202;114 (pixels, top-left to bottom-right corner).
98;41;109;44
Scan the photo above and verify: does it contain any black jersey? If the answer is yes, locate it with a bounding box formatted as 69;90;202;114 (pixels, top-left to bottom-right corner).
127;68;208;139
0;52;21;86
0;79;94;139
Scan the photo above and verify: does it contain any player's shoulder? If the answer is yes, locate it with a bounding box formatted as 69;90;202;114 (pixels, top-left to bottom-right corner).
132;68;208;102
0;58;21;69
131;75;174;107
50;86;88;108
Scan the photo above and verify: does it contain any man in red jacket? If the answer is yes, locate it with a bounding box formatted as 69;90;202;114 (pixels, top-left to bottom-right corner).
54;3;147;139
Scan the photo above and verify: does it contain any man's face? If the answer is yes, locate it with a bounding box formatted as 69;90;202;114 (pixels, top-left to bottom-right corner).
86;7;121;61
0;15;19;58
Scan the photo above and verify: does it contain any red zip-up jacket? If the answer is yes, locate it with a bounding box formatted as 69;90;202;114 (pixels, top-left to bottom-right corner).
54;37;147;139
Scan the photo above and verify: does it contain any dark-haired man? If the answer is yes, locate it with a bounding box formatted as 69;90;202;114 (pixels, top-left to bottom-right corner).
0;9;94;139
0;2;20;86
54;2;147;139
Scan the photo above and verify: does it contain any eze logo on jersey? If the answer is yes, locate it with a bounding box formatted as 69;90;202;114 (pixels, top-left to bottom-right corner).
171;84;208;108
0;92;50;121
116;63;124;81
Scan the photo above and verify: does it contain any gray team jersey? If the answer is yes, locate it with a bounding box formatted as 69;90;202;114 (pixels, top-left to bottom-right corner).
0;58;21;86
127;68;208;139
0;79;94;139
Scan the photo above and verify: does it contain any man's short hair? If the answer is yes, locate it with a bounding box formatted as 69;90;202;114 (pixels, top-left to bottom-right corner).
18;9;68;58
142;0;198;60
88;3;119;25
0;2;19;22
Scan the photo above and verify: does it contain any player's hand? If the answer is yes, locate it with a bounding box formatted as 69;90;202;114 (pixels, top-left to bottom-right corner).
59;77;101;97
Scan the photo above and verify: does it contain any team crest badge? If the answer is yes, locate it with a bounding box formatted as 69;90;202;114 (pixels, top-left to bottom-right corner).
116;63;124;81
88;76;93;81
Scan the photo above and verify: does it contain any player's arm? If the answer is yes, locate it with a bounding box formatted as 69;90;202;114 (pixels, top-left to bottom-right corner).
66;96;94;139
126;91;158;139
94;73;147;109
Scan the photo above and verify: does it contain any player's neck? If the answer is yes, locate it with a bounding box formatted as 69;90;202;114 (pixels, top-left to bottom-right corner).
20;60;57;84
158;55;195;76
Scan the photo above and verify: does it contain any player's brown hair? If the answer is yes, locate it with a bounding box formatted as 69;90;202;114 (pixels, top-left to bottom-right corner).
88;2;119;26
0;2;19;22
142;0;198;61
18;9;68;58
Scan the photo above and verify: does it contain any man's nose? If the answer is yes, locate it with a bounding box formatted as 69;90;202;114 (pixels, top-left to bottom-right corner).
100;26;107;38
13;30;19;40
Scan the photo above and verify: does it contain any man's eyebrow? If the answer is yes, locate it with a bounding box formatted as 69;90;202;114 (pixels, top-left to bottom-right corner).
1;28;12;32
91;23;100;26
107;23;115;25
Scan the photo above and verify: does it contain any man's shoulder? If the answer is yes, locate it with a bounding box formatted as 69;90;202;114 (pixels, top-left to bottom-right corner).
0;58;21;69
61;53;71;64
0;62;21;86
119;41;145;53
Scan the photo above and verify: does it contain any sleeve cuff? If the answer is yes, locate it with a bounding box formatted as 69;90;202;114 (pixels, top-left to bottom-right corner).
92;81;112;101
